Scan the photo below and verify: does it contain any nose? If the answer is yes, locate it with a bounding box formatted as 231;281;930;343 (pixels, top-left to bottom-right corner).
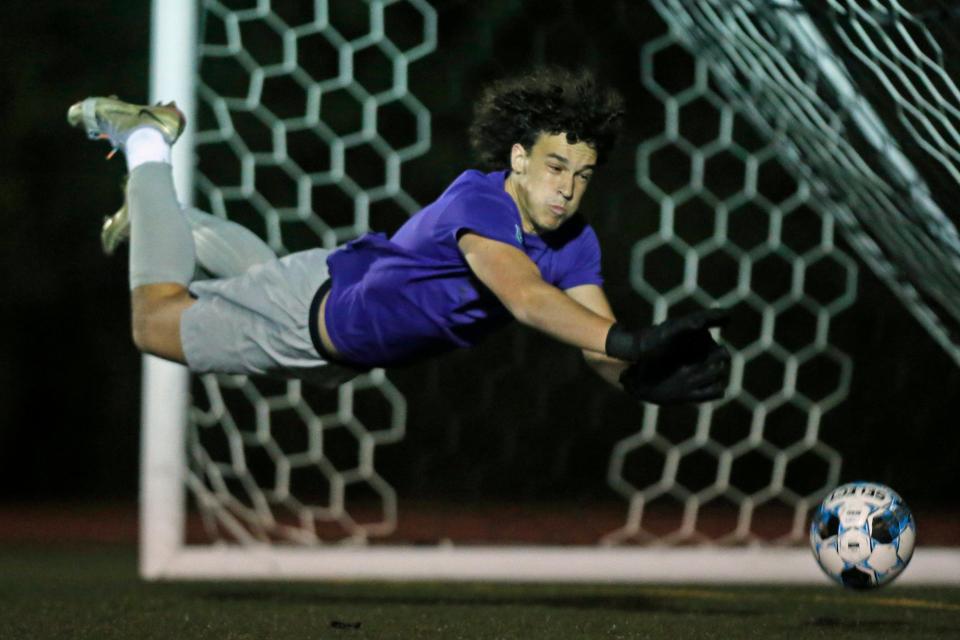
558;174;574;200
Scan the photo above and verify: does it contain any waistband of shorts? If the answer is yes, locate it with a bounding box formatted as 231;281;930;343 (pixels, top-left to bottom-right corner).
308;278;339;363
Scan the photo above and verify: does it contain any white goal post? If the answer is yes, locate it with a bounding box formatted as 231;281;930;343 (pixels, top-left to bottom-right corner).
139;0;960;583
138;0;195;581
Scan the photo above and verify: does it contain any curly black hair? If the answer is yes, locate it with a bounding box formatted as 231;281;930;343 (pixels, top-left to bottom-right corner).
469;66;625;170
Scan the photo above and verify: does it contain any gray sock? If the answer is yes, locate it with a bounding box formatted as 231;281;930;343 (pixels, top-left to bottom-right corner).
127;163;196;290
182;207;277;278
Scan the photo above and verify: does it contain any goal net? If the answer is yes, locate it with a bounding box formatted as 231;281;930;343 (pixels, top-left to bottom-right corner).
140;0;960;582
651;0;960;370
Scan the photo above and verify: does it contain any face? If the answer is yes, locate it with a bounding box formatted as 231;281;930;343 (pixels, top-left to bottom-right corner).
506;132;598;235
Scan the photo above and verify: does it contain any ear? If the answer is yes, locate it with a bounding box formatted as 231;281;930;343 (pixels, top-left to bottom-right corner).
510;143;529;175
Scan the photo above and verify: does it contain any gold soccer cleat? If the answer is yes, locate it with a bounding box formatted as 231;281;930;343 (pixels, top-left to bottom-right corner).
67;96;186;158
101;195;129;256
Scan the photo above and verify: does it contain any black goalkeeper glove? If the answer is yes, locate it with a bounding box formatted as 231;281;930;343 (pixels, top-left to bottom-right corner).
613;308;732;405
620;343;731;406
605;308;729;363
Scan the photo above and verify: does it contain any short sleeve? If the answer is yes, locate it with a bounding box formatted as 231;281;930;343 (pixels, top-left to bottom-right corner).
555;224;604;290
439;191;522;250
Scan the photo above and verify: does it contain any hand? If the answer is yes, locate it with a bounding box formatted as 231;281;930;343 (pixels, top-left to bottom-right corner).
620;343;731;406
605;308;729;363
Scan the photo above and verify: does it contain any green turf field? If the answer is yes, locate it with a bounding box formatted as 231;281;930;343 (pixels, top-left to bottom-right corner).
2;545;958;639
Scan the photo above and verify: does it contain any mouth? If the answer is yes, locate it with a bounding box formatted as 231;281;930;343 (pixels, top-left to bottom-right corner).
549;205;566;216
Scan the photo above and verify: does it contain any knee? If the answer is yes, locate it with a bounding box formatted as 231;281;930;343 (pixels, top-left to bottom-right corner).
130;296;165;355
130;303;158;354
130;284;192;361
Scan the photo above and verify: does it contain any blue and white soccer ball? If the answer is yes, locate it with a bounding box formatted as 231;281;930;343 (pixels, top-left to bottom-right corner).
809;481;916;589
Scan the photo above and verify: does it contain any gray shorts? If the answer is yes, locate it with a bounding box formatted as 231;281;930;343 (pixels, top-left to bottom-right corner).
180;248;360;388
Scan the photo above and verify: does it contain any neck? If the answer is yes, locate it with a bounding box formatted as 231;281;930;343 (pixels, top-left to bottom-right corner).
504;172;535;234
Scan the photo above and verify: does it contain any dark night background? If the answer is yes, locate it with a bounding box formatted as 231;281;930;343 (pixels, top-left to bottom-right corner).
0;0;957;529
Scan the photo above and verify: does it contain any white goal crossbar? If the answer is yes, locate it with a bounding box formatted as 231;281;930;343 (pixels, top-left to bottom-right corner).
144;544;959;584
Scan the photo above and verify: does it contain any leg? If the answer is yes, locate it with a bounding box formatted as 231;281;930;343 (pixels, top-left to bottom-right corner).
68;96;199;364
124;162;199;364
131;283;195;363
125;201;277;364
183;206;278;278
101;199;279;278
124;177;276;364
68;96;278;370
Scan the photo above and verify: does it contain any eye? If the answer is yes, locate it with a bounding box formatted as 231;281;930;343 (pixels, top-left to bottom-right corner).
547;164;563;173
578;173;592;182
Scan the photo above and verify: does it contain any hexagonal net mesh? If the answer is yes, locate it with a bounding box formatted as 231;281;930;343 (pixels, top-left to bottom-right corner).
608;0;960;544
651;0;960;367
605;31;859;546
179;0;956;550
186;0;433;544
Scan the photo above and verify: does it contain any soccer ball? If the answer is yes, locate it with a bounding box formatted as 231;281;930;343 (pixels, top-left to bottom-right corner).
809;481;916;589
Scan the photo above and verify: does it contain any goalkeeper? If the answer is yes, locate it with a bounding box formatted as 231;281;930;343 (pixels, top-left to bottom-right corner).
68;67;729;405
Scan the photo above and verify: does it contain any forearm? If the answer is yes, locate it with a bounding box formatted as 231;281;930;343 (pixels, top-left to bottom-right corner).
584;352;629;387
458;233;616;354
507;280;614;353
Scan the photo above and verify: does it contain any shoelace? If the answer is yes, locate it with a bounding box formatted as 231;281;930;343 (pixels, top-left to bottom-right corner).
97;133;119;160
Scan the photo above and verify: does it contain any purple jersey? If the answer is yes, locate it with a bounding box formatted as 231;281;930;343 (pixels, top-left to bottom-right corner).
322;169;603;367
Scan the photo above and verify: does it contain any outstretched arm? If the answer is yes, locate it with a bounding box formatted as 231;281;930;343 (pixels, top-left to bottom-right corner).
458;232;616;355
564;283;629;387
458;231;731;404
